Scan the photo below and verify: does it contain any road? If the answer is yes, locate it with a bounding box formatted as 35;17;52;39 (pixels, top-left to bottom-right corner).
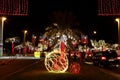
0;58;120;80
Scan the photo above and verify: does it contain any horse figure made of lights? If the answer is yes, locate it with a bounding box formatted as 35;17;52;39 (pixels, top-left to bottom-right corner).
44;35;69;72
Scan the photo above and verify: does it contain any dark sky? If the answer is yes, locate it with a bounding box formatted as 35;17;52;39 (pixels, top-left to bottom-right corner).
3;0;119;43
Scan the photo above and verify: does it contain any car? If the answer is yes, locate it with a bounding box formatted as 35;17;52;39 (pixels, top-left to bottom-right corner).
92;50;120;68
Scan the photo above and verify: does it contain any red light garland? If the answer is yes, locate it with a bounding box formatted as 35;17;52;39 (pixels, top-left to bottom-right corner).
0;0;28;16
98;0;120;16
69;62;80;74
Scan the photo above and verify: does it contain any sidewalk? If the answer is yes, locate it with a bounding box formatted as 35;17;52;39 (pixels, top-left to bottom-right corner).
0;56;40;59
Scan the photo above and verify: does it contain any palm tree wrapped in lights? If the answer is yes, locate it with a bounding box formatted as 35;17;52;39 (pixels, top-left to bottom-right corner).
5;37;20;55
43;10;82;51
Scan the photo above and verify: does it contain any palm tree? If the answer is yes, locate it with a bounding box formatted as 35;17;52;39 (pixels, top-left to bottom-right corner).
5;37;20;55
43;10;83;51
44;10;84;73
49;10;80;29
14;41;34;54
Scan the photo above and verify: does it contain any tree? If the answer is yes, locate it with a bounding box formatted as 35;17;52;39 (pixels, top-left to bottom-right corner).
90;39;107;51
43;10;82;51
43;10;83;73
49;10;80;29
5;37;20;55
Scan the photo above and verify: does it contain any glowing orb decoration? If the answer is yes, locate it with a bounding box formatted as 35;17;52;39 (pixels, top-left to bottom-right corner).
44;51;69;73
69;62;80;74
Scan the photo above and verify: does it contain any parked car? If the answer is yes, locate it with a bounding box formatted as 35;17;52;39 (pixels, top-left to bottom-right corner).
92;50;120;68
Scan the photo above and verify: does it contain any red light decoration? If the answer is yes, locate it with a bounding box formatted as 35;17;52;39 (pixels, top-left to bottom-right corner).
12;41;14;55
32;35;36;44
81;35;88;44
18;48;21;54
44;35;69;73
0;0;28;16
101;56;106;60
98;0;120;16
117;56;120;60
44;51;69;72
69;62;80;74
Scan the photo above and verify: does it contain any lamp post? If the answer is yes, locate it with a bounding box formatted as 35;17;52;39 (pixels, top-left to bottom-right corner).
93;30;97;35
93;30;97;40
23;30;27;56
115;18;120;46
0;17;6;56
23;30;27;46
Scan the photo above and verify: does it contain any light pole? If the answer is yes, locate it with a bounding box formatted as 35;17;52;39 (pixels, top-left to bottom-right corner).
23;30;27;46
93;30;97;40
93;30;97;35
0;17;6;56
115;18;120;46
23;30;27;55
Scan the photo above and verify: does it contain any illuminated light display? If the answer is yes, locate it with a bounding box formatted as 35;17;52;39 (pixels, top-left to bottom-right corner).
69;62;80;74
45;35;69;73
11;41;14;55
98;0;120;16
0;0;28;16
34;51;40;58
81;35;88;44
44;51;69;73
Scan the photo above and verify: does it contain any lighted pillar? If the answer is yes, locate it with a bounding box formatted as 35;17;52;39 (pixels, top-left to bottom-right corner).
116;18;120;46
12;41;14;55
0;17;6;56
60;41;65;57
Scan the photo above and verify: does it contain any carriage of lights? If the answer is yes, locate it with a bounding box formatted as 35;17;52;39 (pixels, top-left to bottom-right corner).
44;34;70;73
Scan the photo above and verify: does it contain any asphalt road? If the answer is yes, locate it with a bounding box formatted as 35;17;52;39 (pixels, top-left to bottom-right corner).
0;58;120;80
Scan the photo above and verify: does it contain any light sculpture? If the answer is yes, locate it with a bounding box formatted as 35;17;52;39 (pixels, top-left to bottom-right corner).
69;62;80;74
44;35;69;72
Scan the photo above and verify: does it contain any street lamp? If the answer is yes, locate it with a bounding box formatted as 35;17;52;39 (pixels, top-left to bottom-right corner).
23;30;27;55
93;30;97;34
0;17;6;56
92;30;97;40
115;18;120;46
23;30;27;46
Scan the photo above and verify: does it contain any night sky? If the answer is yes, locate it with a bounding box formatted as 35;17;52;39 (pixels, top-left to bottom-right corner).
3;0;119;43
